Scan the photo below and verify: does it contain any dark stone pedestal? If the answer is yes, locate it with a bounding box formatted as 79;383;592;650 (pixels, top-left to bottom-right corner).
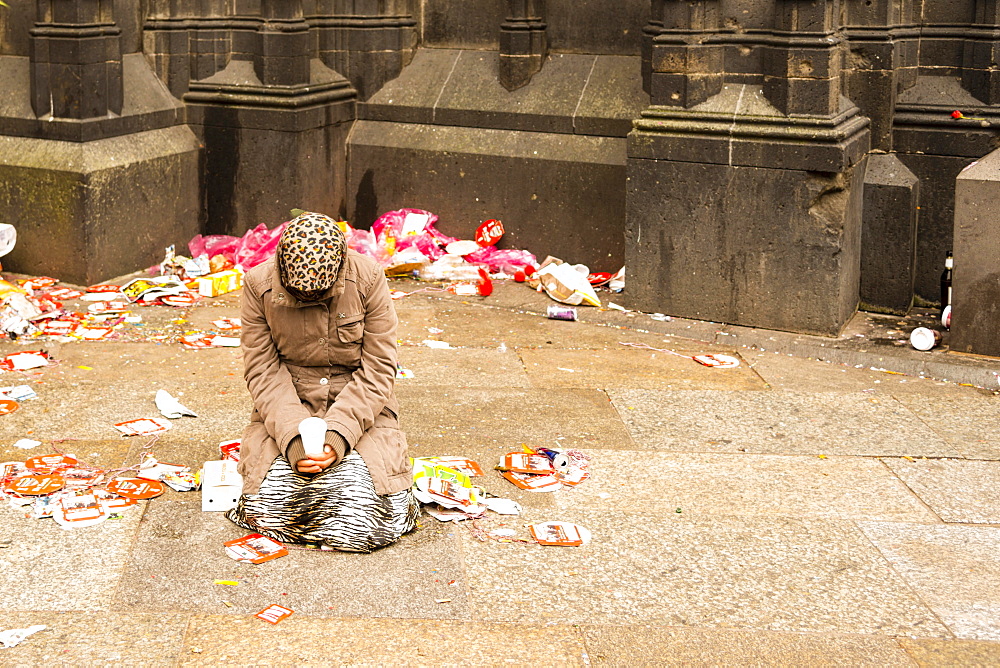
625;158;866;336
0;126;200;285
860;154;919;315
184;60;356;235
624;85;870;337
0;53;200;284
951;149;1000;357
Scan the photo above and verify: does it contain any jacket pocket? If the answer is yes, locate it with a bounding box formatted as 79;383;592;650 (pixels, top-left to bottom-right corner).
337;314;365;343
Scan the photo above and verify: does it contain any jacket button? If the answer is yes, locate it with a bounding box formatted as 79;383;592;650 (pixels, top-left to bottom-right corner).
318;337;327;344
320;378;329;385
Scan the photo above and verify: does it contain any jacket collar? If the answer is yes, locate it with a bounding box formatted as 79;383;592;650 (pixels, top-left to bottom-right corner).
268;253;348;308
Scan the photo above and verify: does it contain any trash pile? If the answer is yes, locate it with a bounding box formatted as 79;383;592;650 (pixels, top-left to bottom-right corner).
1;451;175;530
411;445;593;547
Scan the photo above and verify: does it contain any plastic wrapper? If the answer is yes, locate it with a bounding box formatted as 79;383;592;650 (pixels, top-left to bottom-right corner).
188;222;288;270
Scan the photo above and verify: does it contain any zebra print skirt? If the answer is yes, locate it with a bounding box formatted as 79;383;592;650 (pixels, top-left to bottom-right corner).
226;453;419;553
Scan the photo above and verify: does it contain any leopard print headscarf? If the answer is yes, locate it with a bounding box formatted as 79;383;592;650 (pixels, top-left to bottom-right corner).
276;212;346;302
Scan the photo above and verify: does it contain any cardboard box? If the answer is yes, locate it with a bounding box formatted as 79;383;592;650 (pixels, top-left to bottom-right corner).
197;269;243;298
201;459;242;512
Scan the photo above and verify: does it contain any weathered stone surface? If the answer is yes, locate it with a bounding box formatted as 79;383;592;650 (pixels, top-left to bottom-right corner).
952;149;1000;356
347;120;626;268
623;158;866;336
882;457;1000;524
0;126;200;285
860;522;1000;641
860;153;919;314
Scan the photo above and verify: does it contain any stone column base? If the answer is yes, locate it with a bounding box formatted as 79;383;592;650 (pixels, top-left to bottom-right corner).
0;126;200;285
184;59;356;235
624;84;870;336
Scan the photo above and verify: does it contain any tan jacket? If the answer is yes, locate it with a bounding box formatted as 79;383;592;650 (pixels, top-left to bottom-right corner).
237;249;411;496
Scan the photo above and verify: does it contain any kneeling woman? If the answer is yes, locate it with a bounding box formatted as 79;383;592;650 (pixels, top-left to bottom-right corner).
228;212;417;552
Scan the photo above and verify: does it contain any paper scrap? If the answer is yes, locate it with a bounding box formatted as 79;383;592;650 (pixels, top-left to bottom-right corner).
225;533;289;564
483;498;522;515
155;389;198;419
0;624;46;648
113;417;172;437
255;604;294;624
529;521;592;547
421;340;452;349
12;438;41;450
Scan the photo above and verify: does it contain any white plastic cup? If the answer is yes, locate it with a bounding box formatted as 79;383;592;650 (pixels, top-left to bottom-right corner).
941;304;952;329
909;327;941;351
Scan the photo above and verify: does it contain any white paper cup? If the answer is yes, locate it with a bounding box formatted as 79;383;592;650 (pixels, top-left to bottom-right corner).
941;304;952;329
909;327;941;351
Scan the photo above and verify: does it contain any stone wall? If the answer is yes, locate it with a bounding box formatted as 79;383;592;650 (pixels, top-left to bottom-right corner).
0;0;998;342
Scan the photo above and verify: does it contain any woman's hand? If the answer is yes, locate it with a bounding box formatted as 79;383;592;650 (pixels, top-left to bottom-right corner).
294;445;338;474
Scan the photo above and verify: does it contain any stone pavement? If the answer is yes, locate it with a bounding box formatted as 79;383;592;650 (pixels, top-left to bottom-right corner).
0;277;998;666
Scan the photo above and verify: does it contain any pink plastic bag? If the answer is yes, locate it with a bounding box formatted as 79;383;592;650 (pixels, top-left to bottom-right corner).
188;222;288;270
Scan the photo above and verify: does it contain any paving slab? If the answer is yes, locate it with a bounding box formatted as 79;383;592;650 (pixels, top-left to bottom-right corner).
35;342;243;382
898;638;1000;666
883;457;1000;524
859;522;1000;641
461;508;948;636
0;501;145;611
610;389;962;457
747;350;991;399
0;611;188;666
396;347;531;387
892;395;1000;460
553;451;938;522
519;348;765;390
396;387;634;451
113;497;472;620
580;625;914;666
395;301;689;350
180;617;587;666
0;379;249;442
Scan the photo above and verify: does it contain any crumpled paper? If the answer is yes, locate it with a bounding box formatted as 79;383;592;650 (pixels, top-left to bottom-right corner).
0;624;46;649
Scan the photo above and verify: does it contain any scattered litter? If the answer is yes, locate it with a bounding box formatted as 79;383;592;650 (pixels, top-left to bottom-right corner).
909;327;941;351
212;318;242;331
155;389;198;419
0;399;18;416
434;598;452;604
498;446;590;493
422;340;453;349
12;438;41;450
114;417;172;437
0;624;46;649
0;350;49;371
214;580;239;586
534;256;601;307
197;268;244;297
219;439;241;462
225;533;289;564
396;367;414;379
547;305;577;321
692;354;741;368
181;333;241;349
0;385;37;401
607;302;628;312
483;498;522;515
202;459;242;511
255;604;294;624
106;478;165;499
529;521;592;547
620;342;741;369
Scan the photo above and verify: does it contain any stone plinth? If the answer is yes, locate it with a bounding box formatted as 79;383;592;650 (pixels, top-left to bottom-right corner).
624;85;870;336
860;154;919;315
951;149;1000;357
0;126;200;285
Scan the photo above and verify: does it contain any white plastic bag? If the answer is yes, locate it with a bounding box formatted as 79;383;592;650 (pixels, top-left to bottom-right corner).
0;224;16;258
536;260;601;307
